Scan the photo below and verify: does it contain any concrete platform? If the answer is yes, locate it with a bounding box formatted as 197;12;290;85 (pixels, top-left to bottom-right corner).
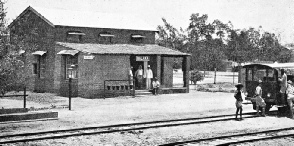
160;87;188;94
0;108;29;114
0;111;58;122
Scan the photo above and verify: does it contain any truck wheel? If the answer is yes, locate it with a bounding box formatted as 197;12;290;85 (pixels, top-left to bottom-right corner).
265;104;272;113
278;106;288;116
252;102;256;110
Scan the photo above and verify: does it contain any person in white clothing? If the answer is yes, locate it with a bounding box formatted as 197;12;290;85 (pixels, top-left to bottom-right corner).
144;65;153;89
135;65;143;89
129;66;134;89
255;80;266;117
286;80;294;119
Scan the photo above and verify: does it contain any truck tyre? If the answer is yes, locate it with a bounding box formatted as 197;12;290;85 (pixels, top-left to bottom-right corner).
252;102;256;110
265;104;272;114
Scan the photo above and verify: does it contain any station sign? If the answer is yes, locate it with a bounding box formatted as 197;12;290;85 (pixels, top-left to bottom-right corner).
84;55;95;60
136;56;149;61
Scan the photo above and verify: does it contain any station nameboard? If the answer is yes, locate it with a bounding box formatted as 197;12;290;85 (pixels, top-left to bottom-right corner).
84;55;95;60
136;56;149;61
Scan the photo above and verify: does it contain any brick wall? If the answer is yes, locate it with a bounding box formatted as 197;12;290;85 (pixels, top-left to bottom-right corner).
78;53;130;98
149;55;161;81
9;9;55;93
54;26;156;44
161;57;174;87
54;44;79;97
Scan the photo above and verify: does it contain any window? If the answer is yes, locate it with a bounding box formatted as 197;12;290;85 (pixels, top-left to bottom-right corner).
32;56;45;78
98;32;114;44
66;31;85;43
65;55;78;79
32;63;38;75
131;34;145;43
247;68;252;81
266;69;275;81
268;69;274;77
253;69;266;81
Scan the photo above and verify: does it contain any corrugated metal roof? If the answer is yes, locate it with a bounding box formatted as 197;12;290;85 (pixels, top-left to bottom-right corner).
13;6;157;31
56;42;189;56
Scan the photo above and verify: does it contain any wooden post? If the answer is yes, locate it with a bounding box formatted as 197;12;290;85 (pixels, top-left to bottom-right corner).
68;78;72;110
214;68;216;84
24;87;26;108
144;61;148;89
182;56;190;92
233;71;235;84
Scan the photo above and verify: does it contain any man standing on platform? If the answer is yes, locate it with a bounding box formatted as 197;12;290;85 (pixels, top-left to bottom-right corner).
279;69;287;105
129;66;134;89
145;65;153;90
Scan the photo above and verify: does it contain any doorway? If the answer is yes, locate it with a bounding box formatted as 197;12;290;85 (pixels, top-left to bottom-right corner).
130;55;150;90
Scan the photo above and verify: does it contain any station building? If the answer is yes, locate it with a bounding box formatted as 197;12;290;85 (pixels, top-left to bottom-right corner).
9;6;190;98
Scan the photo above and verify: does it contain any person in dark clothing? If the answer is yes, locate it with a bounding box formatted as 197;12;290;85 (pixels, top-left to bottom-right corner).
234;83;244;121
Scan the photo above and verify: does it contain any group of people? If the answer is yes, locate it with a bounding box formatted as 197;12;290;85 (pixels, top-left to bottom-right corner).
129;65;160;95
234;69;294;121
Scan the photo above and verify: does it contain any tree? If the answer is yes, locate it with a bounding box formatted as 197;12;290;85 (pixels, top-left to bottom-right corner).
157;18;187;69
157;12;289;73
259;32;283;62
226;29;256;64
187;13;227;71
156;18;187;52
189;69;204;85
0;0;26;95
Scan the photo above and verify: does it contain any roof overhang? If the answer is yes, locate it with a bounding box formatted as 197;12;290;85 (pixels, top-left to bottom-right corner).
57;50;79;56
18;50;26;55
100;34;115;37
131;35;145;38
32;51;47;56
67;32;86;35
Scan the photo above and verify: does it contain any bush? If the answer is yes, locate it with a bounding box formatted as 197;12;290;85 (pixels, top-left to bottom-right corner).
190;69;204;85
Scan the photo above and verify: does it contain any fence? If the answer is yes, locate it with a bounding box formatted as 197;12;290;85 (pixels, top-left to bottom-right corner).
104;80;135;98
0;87;29;108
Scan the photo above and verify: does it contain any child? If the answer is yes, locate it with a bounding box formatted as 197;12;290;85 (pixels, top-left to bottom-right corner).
255;80;266;116
152;77;160;95
234;83;244;121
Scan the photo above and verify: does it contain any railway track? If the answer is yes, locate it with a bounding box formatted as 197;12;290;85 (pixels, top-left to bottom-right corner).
0;111;267;144
160;127;294;146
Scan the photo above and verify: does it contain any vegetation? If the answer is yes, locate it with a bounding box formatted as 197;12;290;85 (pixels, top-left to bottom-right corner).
189;69;204;85
157;13;292;71
0;1;26;95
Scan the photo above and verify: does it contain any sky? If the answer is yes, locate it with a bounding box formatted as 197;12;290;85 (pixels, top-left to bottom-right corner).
5;0;294;45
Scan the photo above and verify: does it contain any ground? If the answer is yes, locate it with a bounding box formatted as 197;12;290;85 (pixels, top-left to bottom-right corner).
1;71;294;145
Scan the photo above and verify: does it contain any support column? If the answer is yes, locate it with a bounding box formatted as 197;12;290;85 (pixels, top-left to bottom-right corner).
156;55;161;81
144;61;148;89
182;56;190;93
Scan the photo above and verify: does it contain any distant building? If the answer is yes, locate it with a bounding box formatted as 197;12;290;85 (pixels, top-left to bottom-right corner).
9;6;190;98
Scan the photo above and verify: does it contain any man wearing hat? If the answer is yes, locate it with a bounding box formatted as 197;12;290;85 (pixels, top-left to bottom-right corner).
144;65;153;90
234;83;244;120
286;80;294;118
255;80;266;116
